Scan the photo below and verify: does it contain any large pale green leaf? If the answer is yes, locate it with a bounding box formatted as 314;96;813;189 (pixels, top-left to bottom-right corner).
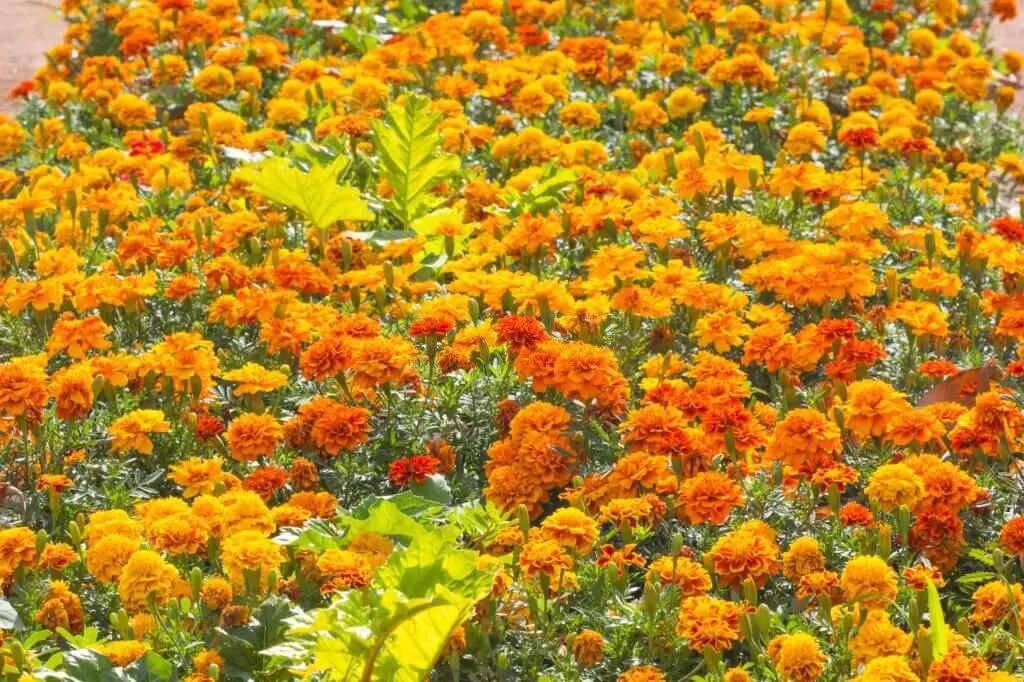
266;502;495;682
372;96;460;228
236;156;373;228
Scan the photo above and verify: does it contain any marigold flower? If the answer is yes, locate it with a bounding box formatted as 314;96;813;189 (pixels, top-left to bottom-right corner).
225;413;282;462
117;550;180;613
220;530;284;592
168;457;227;498
540;507;599;553
678;471;745;525
570;629;606;668
388;455;440;487
865;463;925;512
109;409;171;455
840;555;898;610
773;633;826;682
676;595;744;652
98;640;150;667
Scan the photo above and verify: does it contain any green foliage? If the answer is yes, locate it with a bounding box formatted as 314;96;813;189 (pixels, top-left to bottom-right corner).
927;580;949;659
235;155;373;229
265;502;495;681
218;596;302;681
372;96;461;229
35;648;174;682
0;599;22;629
504;166;577;217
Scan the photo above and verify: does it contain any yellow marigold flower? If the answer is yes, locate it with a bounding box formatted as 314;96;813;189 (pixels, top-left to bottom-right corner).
109;409;171;455
784;121;827;157
865;463;925;512
220;530;284;592
559;101;601;129
221;362;288;396
540;507;599;553
849;610;911;666
117;550;180;613
774;633;826;682
840;555;898;610
200;577;234;610
782;537;826;582
193;65;235;99
849;656;919;682
666;87;706;118
168;457;227;498
97;640;150;667
109;93;155;128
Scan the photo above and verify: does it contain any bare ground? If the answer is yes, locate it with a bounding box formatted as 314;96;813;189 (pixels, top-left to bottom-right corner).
0;0;64;115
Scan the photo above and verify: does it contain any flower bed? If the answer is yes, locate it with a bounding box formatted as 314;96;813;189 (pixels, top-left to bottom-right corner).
2;0;1024;679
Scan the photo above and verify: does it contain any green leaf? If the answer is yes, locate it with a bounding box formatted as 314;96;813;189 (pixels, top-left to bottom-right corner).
269;503;496;681
340;501;431;544
409;475;451;505
927;580;948;659
276;518;346;552
351;491;443;519
372;96;460;229
236;156;373;229
57;649;118;682
123;652;173;682
0;598;22;630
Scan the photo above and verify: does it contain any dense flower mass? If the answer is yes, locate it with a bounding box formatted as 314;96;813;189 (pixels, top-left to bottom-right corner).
2;0;1024;679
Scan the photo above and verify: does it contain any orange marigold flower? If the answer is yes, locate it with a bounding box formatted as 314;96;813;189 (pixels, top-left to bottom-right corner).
1001;516;1024;556
708;521;781;589
109;409;171;455
519;538;573;581
226;413;283;462
570;629;606;668
388;455;440;487
317;549;373;591
646;555;712;596
678;471;745;525
310;403;371;456
676;595;744;652
782;537;826;582
168;457;227;498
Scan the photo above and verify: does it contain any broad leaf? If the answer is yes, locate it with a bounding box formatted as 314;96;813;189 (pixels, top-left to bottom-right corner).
236;156;373;228
0;598;22;629
267;502;495;681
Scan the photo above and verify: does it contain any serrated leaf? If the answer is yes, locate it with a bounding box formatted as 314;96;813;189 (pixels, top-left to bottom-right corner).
236;156;372;228
269;502;496;681
372;96;461;229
